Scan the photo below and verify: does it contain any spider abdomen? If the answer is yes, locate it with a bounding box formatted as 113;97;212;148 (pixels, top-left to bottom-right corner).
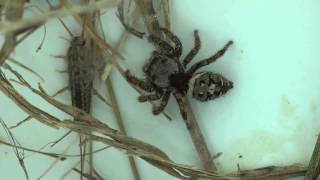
191;72;233;102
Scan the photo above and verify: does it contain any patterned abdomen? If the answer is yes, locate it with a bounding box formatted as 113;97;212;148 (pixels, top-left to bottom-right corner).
67;36;94;113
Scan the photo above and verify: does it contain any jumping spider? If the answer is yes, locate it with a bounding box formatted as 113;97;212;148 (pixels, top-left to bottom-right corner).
125;28;233;120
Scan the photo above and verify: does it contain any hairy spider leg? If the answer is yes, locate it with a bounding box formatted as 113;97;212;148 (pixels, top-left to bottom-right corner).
183;30;201;67
160;28;182;57
153;91;171;115
188;40;233;74
148;35;175;56
138;92;163;102
173;92;188;120
125;71;154;92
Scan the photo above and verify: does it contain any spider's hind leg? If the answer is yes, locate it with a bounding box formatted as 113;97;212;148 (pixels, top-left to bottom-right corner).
152;91;171;115
183;30;200;67
125;70;154;92
138;92;162;102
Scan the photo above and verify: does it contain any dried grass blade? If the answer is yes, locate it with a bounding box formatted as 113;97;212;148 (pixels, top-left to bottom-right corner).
228;164;306;179
0;0;120;35
1;66;225;179
133;0;216;171
0;139;66;160
0;0;25;65
0;117;29;179
0;68;60;128
8;57;45;82
306;135;320;179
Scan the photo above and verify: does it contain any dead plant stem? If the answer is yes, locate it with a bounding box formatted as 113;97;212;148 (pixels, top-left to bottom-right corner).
305;135;320;179
133;0;216;171
106;77;140;180
228;164;306;179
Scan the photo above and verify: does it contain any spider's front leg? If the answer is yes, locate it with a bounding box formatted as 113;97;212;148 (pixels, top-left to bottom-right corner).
160;28;182;57
138;92;162;102
148;35;175;56
152;91;171;115
125;70;154;92
183;30;200;67
188;40;233;74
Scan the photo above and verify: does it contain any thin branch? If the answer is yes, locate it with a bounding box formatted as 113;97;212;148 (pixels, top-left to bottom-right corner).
228;164;306;180
0;0;25;65
0;139;66;160
106;78;141;180
8;57;45;82
73;168;98;180
103;4;141;179
0;63;225;179
61;161;81;179
0;0;121;35
184;98;216;170
161;0;171;29
0;118;29;179
37;139;75;179
133;0;216;171
306;135;320;179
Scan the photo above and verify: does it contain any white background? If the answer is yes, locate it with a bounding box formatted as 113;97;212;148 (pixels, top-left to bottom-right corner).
0;0;319;179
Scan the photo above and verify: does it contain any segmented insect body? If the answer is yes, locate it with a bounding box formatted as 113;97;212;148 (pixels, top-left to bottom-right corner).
67;36;94;113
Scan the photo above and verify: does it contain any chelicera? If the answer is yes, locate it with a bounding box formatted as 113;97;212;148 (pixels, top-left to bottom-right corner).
125;28;233;120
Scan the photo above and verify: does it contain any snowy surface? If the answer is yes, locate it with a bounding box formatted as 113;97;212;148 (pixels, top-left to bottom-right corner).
0;0;320;179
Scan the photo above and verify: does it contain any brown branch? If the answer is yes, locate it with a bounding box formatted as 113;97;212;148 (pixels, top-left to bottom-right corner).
306;135;320;179
161;0;171;29
0;66;60;128
133;0;161;36
184;98;216;170
133;0;216;171
106;78;141;180
0;0;120;35
228;164;306;180
0;0;24;65
0;117;29;179
0;139;66;160
0;67;226;179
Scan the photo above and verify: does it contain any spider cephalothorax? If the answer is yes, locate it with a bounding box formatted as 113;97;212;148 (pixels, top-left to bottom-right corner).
125;28;233;120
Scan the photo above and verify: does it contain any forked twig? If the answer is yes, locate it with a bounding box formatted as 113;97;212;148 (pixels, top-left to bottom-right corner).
133;0;216;171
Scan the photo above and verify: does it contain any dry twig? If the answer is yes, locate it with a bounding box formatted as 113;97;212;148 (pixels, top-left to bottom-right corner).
0;117;29;179
0;65;226;179
306;135;320;179
132;0;216;171
0;0;120;35
106;78;141;180
0;0;25;65
228;164;306;180
103;5;141;176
